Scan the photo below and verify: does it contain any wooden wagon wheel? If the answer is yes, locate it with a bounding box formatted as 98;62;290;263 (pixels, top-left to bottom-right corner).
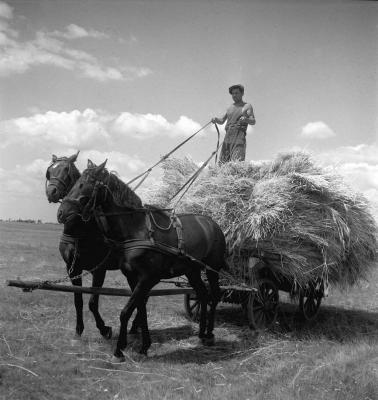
184;292;201;321
247;278;279;330
299;288;322;321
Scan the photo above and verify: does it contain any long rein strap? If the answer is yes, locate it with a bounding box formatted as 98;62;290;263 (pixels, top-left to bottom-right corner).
127;121;212;189
168;123;222;207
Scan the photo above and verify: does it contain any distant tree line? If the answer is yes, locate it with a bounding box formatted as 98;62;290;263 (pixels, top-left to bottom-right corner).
0;218;43;224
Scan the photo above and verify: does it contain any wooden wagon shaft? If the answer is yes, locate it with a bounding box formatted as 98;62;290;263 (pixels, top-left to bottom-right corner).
6;280;195;297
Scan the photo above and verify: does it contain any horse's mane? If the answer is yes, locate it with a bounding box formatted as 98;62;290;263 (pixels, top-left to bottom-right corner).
70;162;81;179
103;169;143;209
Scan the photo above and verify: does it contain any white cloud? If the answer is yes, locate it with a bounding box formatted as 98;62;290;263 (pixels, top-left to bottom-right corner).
1;109;112;149
315;143;378;217
80;63;123;81
336;162;378;192
52;24;109;40
0;109;205;152
0;1;13;19
301;121;336;139
113;113;202;139
79;150;145;178
317;143;378;165
0;8;152;81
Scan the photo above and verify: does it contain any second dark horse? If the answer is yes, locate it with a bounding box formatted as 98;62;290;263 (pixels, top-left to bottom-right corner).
58;159;229;361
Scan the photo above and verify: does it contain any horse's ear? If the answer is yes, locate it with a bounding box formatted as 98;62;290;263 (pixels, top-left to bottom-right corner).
52;154;57;162
87;159;96;169
69;151;80;163
95;159;107;175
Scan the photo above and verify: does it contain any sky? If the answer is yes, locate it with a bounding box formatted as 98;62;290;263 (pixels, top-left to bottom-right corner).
0;0;377;222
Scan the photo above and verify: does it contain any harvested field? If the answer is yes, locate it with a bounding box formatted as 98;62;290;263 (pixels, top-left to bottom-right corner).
1;221;378;400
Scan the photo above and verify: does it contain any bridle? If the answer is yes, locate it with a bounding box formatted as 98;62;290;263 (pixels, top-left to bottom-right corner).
61;171;112;222
46;159;79;201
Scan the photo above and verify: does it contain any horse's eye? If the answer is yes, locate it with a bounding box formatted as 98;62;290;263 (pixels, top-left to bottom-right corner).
79;183;83;189
79;196;88;205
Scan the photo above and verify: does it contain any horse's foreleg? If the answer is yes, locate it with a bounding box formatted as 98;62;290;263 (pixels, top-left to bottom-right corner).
124;273;141;335
135;302;151;355
204;269;221;345
89;270;112;339
186;270;208;340
114;279;157;361
70;276;84;336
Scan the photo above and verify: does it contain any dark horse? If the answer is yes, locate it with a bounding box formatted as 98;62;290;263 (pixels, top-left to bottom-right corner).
58;159;229;361
45;153;142;343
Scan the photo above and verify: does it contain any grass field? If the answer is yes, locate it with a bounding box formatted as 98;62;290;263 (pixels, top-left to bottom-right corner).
1;221;378;400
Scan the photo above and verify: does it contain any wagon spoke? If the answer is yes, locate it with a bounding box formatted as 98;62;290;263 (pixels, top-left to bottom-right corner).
267;292;278;303
190;301;200;312
252;304;264;312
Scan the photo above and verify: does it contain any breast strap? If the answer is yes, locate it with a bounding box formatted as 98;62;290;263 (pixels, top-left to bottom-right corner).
145;210;185;254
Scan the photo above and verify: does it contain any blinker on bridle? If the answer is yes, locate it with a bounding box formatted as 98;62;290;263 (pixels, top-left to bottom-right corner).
46;160;76;201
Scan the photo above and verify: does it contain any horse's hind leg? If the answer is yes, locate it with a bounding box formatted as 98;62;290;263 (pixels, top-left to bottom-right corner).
186;270;208;341
89;270;112;339
204;269;221;345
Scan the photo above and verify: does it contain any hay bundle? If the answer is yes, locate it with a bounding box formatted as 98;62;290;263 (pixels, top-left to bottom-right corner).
151;152;377;288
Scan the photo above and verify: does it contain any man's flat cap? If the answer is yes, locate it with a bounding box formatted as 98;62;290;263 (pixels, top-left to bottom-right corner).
229;84;244;94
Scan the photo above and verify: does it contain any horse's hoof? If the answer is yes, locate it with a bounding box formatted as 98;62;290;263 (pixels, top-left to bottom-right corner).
76;327;84;336
112;349;126;363
101;326;112;340
201;335;215;346
110;355;125;363
138;347;148;356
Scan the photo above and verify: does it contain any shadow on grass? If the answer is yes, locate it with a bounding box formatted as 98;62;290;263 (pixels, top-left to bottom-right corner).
277;301;378;341
147;302;378;363
213;301;378;342
150;338;249;363
148;324;195;342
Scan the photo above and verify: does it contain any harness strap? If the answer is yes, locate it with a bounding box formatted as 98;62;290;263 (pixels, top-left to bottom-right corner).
145;212;155;244
170;213;185;254
119;239;207;270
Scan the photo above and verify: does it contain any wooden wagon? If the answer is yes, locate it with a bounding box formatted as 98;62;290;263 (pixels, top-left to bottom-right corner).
184;248;325;330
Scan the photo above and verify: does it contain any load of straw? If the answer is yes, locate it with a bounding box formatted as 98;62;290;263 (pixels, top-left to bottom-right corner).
150;152;377;289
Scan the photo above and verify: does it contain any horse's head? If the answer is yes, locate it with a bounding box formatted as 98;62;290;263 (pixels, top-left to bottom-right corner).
58;159;107;224
46;151;80;203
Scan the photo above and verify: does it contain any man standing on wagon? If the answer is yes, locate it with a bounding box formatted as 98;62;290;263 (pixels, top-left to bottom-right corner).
212;84;256;163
